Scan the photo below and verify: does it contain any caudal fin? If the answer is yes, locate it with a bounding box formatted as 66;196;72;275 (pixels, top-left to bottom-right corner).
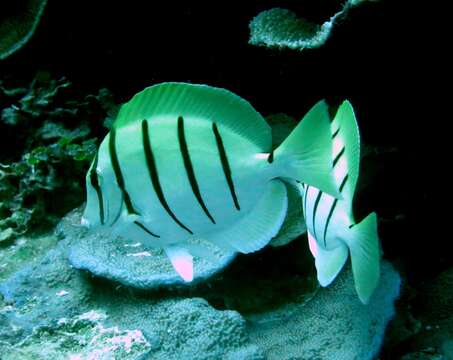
273;101;340;197
343;212;380;304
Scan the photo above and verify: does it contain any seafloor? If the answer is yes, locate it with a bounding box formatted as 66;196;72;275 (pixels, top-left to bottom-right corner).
0;1;446;359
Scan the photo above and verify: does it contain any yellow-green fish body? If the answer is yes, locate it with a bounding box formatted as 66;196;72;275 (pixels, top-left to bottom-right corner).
300;101;380;304
83;82;339;281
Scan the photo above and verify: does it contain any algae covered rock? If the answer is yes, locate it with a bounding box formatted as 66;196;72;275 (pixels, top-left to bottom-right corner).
0;238;94;336
0;218;263;359
249;0;378;51
247;261;401;360
0;0;48;60
249;8;328;51
0;310;152;360
0;74;117;244
0;205;400;359
131;298;264;360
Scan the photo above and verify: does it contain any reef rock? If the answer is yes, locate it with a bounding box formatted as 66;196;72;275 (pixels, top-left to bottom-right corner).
0;0;48;60
0;205;400;359
0;237;263;359
246;261;401;360
249;1;378;51
0;310;152;360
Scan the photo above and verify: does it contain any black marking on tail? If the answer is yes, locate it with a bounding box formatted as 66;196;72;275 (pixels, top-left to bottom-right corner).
109;128;139;215
267;151;274;163
178;116;216;224
212;122;240;211
142;119;193;235
134;221;160;238
89;151;105;225
333;146;345;167
322;174;349;246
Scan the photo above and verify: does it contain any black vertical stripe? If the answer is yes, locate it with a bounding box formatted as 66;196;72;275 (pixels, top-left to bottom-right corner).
108;128;138;215
177;116;216;224
338;174;349;194
332;127;340;139
212;122;240;210
134;221;160;238
322;174;349;246
311;189;323;239
267;151;274;163
90;152;104;225
332;146;345;167
89;151;105;225
142;119;193;234
323;198;338;247
303;185;310;216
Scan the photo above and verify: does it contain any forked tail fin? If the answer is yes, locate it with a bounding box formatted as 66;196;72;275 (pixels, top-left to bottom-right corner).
273;101;340;198
343;212;380;304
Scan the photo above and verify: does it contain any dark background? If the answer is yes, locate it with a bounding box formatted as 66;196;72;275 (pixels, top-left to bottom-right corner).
0;0;441;288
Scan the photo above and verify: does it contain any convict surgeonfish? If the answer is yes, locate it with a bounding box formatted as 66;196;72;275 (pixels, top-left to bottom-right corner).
300;101;380;304
82;82;341;282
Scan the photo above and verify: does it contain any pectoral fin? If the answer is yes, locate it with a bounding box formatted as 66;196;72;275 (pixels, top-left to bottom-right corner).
207;179;287;253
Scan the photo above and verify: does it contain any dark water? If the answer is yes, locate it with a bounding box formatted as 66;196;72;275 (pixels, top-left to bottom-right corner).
0;1;445;359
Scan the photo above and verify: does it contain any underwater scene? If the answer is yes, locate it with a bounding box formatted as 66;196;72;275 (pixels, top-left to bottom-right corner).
0;1;444;359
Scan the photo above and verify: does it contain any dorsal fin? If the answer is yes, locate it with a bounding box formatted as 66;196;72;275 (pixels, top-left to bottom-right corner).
114;82;272;151
331;100;360;200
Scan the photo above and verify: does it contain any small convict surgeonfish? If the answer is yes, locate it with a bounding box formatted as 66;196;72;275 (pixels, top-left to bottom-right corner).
300;101;380;304
82;82;341;282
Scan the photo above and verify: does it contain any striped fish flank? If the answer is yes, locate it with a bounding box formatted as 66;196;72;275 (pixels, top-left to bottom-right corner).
82;82;341;283
300;100;381;304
